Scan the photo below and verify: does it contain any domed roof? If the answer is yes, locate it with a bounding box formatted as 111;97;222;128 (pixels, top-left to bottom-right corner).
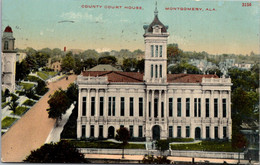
4;26;13;33
147;15;167;33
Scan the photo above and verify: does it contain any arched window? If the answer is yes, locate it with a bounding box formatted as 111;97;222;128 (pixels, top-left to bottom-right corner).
4;41;8;50
155;65;158;78
151;64;153;78
160;65;162;78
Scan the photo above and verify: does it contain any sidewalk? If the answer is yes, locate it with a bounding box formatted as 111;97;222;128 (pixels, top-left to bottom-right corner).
45;104;75;143
84;154;254;164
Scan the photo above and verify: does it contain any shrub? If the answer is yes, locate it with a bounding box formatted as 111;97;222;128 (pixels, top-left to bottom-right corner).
23;99;36;106
2;117;17;129
27;76;41;82
12;106;29;116
168;138;194;142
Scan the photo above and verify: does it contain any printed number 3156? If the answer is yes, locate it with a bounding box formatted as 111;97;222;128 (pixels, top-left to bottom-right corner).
242;2;251;7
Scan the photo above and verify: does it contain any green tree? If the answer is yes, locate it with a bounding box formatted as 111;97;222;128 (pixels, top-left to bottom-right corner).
47;89;71;124
84;58;97;69
35;79;48;95
25;54;37;72
167;43;183;64
115;127;130;158
137;59;145;72
16;60;30;81
61;52;75;72
66;83;78;104
8;94;19;115
35;52;50;68
168;62;201;74
142;155;171;164
24;141;88;163
155;139;169;156
122;58;137;72
98;55;117;65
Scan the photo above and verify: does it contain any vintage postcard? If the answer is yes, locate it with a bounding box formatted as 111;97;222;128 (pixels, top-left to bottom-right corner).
1;0;259;164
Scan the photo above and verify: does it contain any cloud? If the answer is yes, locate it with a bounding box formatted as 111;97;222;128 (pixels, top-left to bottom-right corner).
40;31;44;36
60;12;104;22
96;48;111;53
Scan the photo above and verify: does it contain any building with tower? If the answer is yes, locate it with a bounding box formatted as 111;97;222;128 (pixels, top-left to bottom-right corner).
1;26;17;93
76;7;232;141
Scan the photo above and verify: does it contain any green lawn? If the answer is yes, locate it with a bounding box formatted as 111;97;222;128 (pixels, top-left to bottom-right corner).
2;102;9;109
11;106;29;116
68;140;145;149
2;117;17;129
26;75;41;82
22;99;36;106
171;140;239;152
19;82;35;90
37;71;57;80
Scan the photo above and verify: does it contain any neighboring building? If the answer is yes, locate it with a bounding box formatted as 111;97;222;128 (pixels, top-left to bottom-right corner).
51;61;61;72
88;64;122;72
76;7;232;141
1;26;17;93
16;52;27;63
234;62;254;70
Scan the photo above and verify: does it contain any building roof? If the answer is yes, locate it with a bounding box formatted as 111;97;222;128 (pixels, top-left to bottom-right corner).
88;64;121;72
147;15;167;33
4;26;13;33
82;71;218;83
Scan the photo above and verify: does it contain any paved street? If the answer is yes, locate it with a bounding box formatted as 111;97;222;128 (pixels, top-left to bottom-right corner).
84;154;253;164
1;75;76;162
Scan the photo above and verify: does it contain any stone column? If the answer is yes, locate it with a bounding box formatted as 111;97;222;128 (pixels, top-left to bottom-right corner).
201;124;206;139
104;124;108;138
95;88;99;117
173;95;177;118
173;125;177;138
78;89;82;118
77;120;81;139
146;89;149;119
151;90;155;118
94;124;99;138
227;90;231;119
228;124;232;139
219;125;223;139
219;91;223;118
210;90;214;118
86;124;90;137
158;90;162;118
104;89;107;117
181;125;185;138
87;89;91;117
164;90;167;119
201;91;205;118
190;125;195;139
210;125;214;139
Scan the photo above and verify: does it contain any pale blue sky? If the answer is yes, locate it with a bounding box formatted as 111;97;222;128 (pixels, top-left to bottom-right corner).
2;0;259;55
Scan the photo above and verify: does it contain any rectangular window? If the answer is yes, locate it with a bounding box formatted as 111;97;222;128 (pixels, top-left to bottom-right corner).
99;125;103;138
169;98;173;117
169;126;173;137
223;127;227;138
159;65;162;78
214;99;218;117
186;98;190;117
130;125;133;137
177;98;182;117
130;97;134;116
139;97;143;116
206;98;209;117
194;98;197;117
177;126;181;138
161;102;164;117
186;126;190;138
155;45;158;57
159;45;162;57
223;99;227;118
108;97;112;116
112;97;116;116
151;45;154;57
198;98;201;117
149;102;151;117
154;98;158;117
99;97;104;116
206;126;210;139
91;97;95;116
155;65;158;78
138;126;143;137
214;126;218;139
82;125;86;138
120;97;125;116
151;65;153;78
90;125;94;137
82;97;87;116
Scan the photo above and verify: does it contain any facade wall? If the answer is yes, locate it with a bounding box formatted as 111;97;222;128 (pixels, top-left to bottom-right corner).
76;78;232;141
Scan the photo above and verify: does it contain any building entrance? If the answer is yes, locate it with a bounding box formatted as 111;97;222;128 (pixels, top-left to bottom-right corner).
152;125;160;140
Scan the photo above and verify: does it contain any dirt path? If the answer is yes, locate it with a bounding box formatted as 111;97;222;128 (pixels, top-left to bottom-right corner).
1;75;77;162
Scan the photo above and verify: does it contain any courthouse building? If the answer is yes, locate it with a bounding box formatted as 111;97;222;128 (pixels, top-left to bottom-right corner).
76;7;232;141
